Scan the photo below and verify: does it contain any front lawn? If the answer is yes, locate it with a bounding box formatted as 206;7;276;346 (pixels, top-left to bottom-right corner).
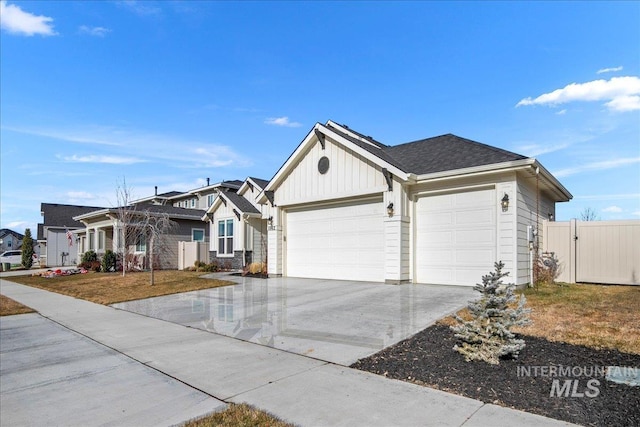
353;283;640;427
0;294;35;316
8;270;234;305
181;404;293;427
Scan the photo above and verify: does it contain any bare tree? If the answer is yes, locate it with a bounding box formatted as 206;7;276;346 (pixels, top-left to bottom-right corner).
138;210;176;285
115;178;138;276
580;207;600;221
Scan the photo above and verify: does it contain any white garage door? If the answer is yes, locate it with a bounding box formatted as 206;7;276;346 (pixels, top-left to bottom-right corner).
286;198;384;282
415;189;496;286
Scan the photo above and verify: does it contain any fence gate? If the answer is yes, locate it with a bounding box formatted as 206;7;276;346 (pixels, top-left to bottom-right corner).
544;219;640;285
178;241;209;270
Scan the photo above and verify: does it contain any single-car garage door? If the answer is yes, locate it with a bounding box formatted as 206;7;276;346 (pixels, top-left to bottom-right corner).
415;188;496;286
285;198;384;282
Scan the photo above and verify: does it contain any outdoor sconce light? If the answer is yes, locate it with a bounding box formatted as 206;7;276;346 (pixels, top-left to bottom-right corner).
501;193;509;212
387;202;394;217
548;213;554;221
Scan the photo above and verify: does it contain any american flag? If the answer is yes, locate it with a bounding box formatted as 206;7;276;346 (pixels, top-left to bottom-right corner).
65;227;73;247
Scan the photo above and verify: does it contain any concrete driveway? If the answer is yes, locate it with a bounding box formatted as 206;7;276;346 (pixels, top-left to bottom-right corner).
113;276;476;365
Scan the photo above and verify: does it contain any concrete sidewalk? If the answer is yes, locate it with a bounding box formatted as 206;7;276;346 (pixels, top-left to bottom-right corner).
0;279;577;427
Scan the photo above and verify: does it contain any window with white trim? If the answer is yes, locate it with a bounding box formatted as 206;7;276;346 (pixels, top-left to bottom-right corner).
97;230;105;252
207;194;215;206
217;219;234;255
135;235;146;252
191;198;196;208
192;228;205;242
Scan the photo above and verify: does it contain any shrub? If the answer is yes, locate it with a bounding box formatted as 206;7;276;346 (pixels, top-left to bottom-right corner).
81;250;98;264
534;252;562;287
101;250;117;272
451;261;531;365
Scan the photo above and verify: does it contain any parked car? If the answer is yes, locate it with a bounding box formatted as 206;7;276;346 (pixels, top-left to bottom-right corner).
0;250;23;266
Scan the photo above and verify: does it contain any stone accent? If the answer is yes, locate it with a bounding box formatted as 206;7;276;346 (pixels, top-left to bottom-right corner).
209;251;245;270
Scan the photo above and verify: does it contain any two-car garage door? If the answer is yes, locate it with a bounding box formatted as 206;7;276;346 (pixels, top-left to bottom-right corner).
285;198;384;282
415;189;496;286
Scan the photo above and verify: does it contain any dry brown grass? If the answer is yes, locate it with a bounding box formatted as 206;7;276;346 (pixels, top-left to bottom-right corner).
182;404;293;427
0;294;35;316
438;283;640;355
8;270;234;305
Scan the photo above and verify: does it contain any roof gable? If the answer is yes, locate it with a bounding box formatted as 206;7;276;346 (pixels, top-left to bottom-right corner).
41;203;106;228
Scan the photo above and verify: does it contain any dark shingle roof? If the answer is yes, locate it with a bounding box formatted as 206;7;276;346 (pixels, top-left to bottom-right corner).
325;124;409;172
40;203;106;228
382;134;527;175
223;192;260;215
0;229;24;239
248;177;270;190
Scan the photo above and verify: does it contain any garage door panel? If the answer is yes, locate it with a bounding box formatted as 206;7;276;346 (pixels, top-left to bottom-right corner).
416;189;496;286
286;199;384;282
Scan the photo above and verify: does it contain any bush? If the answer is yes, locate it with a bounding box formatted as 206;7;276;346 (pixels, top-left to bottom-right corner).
534;252;561;287
451;261;531;365
101;250;117;272
81;250;98;264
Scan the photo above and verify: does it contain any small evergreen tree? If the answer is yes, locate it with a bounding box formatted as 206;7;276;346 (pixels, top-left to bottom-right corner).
21;228;34;269
451;261;531;365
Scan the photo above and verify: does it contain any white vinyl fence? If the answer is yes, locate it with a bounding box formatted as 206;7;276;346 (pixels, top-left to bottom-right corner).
543;219;640;285
178;241;209;270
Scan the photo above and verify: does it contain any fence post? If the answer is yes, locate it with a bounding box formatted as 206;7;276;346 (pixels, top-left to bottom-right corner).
569;218;577;283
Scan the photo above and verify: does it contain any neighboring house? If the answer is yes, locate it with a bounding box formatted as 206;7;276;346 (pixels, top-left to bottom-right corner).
202;177;270;269
72;180;242;269
38;203;105;267
73;205;208;270
258;120;572;286
168;179;243;210
0;229;24;252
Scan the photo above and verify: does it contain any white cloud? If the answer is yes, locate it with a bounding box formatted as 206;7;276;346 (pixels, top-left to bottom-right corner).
555;109;567;115
633;211;640;217
576;193;640;201
516;76;640;112
553;157;640;178
597;66;623;75
0;0;57;36
264;116;302;128
4;123;252;169
79;25;111;37
61;154;144;164
602;206;623;213
117;1;161;16
516;142;570;157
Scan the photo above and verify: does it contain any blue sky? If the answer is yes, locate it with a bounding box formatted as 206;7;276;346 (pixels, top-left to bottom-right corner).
1;1;639;234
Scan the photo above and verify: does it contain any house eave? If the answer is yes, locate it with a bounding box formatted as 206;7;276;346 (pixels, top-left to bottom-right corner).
264;122;410;193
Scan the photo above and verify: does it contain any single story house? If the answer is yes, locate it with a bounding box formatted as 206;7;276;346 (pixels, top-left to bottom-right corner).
202;177;270;269
38;203;105;267
258;120;572;286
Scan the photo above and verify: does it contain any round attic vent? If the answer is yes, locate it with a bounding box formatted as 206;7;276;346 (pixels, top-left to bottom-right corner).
318;156;330;174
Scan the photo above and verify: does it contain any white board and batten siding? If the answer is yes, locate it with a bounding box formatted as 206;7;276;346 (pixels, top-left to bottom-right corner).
273;136;388;207
414;188;497;286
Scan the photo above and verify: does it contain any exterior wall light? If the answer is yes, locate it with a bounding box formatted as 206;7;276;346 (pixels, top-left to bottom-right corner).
548;213;554;221
501;193;509;212
387;202;394;217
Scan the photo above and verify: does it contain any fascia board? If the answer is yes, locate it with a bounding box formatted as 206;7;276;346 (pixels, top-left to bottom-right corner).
318;124;409;180
264;123;322;192
532;160;573;201
73;208;111;221
414;159;537;182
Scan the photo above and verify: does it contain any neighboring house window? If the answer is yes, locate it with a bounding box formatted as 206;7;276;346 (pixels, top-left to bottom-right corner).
136;235;146;252
7;240;11;248
217;219;234;255
97;230;105;252
192;228;205;242
88;231;95;250
191;198;196;208
207;194;215;206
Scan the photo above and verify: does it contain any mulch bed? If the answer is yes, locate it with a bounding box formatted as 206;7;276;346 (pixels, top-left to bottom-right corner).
351;324;640;427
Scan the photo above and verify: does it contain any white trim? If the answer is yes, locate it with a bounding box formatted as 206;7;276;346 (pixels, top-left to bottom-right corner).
191;228;205;242
216;218;235;256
